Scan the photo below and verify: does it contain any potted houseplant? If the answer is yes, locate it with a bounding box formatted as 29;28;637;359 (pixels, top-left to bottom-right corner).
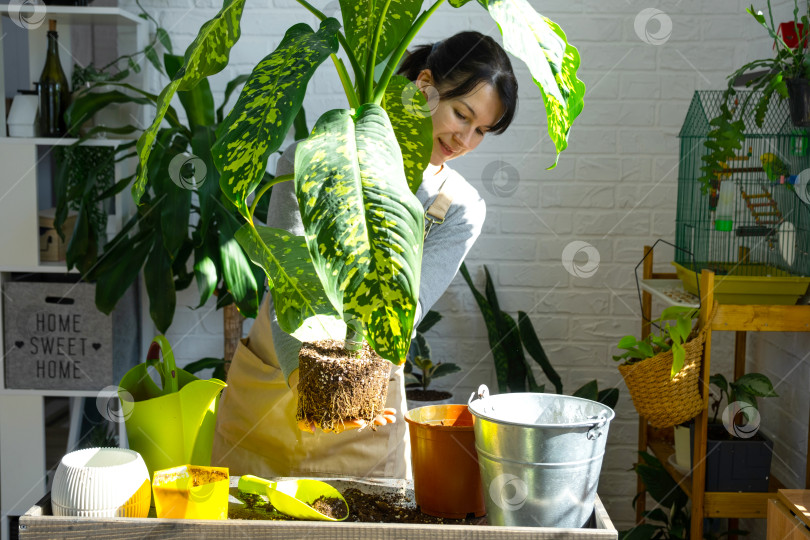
613;306;704;428
403;311;461;409
693;372;778;492
701;0;810;193
131;0;585;428
620;451;748;539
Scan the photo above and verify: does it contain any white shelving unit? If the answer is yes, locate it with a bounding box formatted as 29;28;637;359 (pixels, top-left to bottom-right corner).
0;8;147;540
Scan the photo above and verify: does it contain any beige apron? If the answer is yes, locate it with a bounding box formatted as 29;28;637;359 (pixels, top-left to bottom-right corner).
212;295;411;479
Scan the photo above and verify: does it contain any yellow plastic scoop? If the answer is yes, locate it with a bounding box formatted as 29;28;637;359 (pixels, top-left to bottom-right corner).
238;475;349;521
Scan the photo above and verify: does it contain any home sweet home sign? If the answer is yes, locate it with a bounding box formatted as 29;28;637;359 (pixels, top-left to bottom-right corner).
3;281;112;390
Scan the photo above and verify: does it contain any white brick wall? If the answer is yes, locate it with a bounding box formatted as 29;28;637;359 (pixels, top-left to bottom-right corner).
124;0;810;533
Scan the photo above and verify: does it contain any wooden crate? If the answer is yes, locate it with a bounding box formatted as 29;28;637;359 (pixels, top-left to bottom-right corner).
19;477;617;539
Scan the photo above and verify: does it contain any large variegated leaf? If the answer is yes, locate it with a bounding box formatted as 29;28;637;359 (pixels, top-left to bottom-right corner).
383;75;432;193
235;223;338;334
478;0;585;167
295;105;424;364
340;0;422;67
133;0;245;203
214;20;339;219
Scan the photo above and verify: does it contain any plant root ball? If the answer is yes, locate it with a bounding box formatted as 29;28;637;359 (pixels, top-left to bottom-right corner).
297;340;391;432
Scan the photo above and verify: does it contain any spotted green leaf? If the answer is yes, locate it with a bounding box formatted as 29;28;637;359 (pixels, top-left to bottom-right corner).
295;105;424;364
235;223;338;334
383;75;432;193
340;0;422;67
214;20;339;220
479;0;585;167
133;0;245;204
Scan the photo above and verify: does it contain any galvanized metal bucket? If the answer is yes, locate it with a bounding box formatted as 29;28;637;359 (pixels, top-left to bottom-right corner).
467;385;614;528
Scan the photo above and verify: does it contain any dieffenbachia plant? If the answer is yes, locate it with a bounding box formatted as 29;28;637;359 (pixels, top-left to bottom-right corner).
133;0;585;365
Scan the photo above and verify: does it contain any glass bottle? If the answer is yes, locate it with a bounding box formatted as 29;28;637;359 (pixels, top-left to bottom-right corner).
38;19;71;137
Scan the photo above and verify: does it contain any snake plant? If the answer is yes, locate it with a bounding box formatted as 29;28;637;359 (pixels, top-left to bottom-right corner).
133;0;586;364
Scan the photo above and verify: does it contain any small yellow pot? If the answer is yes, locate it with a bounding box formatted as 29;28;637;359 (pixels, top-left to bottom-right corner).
152;465;229;519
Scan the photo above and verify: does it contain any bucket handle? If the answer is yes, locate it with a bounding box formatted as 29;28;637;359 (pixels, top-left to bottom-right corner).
586;414;608;440
468;384;492;414
145;335;179;396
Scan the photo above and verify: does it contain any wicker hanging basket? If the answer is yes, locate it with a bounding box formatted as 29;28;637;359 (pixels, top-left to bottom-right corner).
617;326;707;429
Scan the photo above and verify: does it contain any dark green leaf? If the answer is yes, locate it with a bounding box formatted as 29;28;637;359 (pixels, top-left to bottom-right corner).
733;372;778;397
501;311;528;392
193;242;218;309
215;73;250;124
156;27;173;53
416;310;442;333
144;44;164;75
572;380;598;401
460;263;509;393
65;90;152;136
710;373;729;394
518;311;563;394
597;387;619;409
190;125;220;239
94;234;154;314
144;242;177;333
431;363;461;379
218;216;259;319
184;357;224;375
293;105;309;141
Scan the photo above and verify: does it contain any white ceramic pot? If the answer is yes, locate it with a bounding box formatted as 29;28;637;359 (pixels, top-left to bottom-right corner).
51;447;151;517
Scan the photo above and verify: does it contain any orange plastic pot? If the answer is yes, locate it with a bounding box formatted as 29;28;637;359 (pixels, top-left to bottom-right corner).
404;404;485;518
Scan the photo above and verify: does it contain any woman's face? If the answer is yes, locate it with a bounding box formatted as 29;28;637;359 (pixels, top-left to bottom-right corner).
415;69;505;166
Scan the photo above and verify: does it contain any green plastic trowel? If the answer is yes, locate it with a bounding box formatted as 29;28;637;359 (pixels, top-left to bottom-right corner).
238;475;349;521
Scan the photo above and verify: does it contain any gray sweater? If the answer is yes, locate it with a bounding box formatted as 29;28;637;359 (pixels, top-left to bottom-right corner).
267;143;486;383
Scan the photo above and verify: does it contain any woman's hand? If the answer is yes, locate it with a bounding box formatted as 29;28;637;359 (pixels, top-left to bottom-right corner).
289;369;397;434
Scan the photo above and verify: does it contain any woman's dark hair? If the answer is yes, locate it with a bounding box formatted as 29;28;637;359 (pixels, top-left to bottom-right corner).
398;31;518;134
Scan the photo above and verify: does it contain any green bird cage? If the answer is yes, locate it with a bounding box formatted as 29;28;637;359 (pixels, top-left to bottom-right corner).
676;90;810;304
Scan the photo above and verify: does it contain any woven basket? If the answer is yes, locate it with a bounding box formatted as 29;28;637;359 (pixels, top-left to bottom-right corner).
618;330;706;429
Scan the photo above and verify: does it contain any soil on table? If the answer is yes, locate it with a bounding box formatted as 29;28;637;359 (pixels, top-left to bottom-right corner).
406;389;452;402
230;488;487;525
297;340;390;431
309;496;348;519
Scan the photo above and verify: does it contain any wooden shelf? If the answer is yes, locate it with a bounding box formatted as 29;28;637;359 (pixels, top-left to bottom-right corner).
0;264;78;274
635;246;810;540
0;6;143;26
0;137;136;147
0;388;116;398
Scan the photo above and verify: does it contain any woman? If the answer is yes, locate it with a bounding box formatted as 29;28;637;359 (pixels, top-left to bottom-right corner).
212;31;518;479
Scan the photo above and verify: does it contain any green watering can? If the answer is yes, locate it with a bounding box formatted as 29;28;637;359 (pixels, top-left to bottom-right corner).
118;336;226;478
